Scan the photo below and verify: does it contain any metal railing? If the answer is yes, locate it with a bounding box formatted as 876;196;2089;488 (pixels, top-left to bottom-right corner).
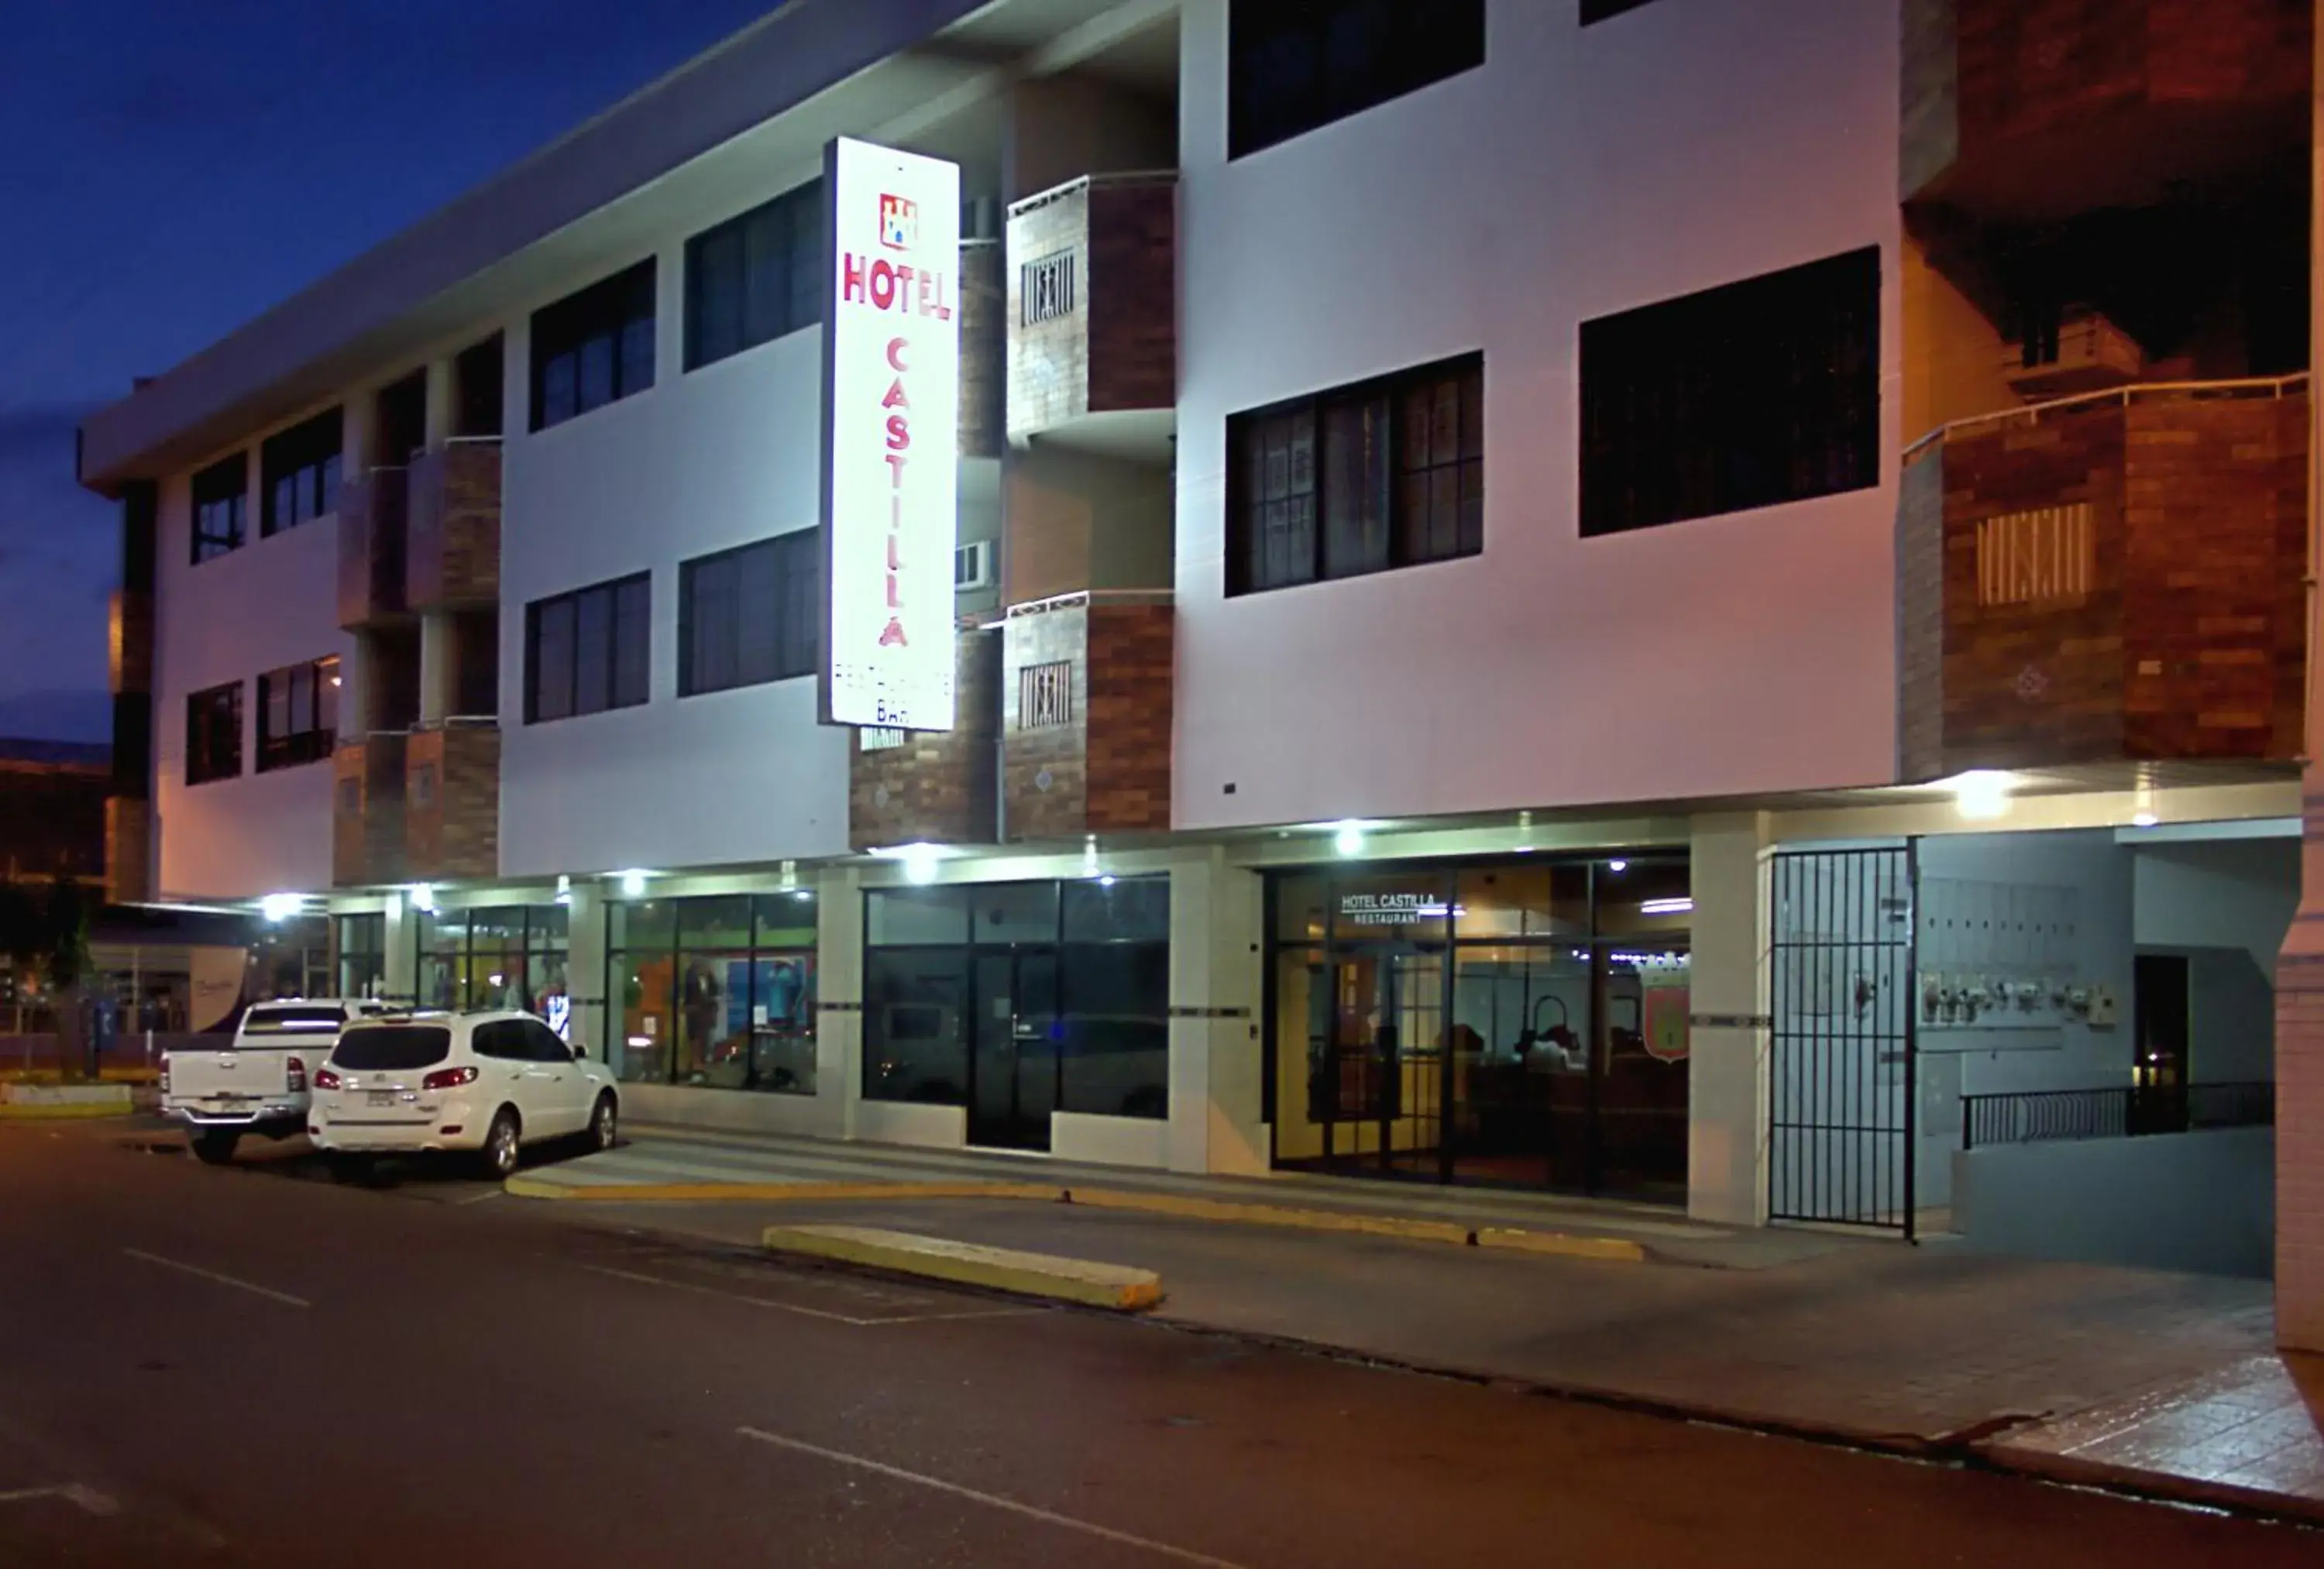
1961;1081;2275;1150
1902;372;2309;465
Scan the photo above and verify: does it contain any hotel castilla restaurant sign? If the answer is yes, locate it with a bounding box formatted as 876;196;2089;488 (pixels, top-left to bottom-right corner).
819;136;963;732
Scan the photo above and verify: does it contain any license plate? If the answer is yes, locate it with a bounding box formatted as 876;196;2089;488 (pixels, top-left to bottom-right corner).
366;1091;397;1107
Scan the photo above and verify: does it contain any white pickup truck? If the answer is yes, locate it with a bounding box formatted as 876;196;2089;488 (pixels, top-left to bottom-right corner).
163;999;388;1163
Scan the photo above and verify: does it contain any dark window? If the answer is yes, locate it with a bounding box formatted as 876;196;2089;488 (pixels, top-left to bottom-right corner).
260;410;345;537
524;573;651;723
1580;247;1881;537
330;1025;451;1072
531;261;656;431
1229;353;1482;596
679;531;819;697
685;182;823;372
335;913;386;1000
256;655;339;772
1580;0;1659;22
185;682;242;785
472;1021;525;1061
454;334;505;438
1229;0;1486;159
191;454;248;564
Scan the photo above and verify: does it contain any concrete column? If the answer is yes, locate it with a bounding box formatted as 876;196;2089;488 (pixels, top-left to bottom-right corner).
1687;812;1773;1227
567;884;606;1063
820;864;865;1142
1166;849;1268;1176
382;897;417;1008
2272;2;2324;1352
418;612;452;728
423;359;455;451
342;393;373;474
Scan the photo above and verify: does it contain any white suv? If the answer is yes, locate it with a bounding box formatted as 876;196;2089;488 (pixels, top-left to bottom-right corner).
163;998;388;1163
310;1011;618;1179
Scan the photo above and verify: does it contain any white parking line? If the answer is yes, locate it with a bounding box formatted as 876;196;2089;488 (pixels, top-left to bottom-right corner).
0;1484;120;1516
737;1427;1251;1568
120;1248;310;1309
577;1262;1037;1327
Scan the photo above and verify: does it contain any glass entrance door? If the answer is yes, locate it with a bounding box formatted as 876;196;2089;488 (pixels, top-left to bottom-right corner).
968;949;1059;1151
1323;946;1447;1176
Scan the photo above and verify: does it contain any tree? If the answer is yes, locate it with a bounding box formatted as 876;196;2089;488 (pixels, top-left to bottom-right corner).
0;876;94;1079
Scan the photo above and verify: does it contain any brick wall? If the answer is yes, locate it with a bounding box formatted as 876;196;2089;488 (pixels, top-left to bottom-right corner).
1900;388;2307;778
337;469;408;630
1002;603;1088;841
1903;0;2310;208
407;442;501;611
1006;173;1177;441
2278;919;2324;1349
404;726;498;881
959;240;1005;459
849;630;1001;849
334;735;408;888
103;796;150;905
1085;603;1173;833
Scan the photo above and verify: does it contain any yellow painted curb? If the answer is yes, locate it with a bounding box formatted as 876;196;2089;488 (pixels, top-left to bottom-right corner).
504;1176;1065;1205
1474;1226;1651;1264
763;1223;1163;1310
0;1102;136;1121
1064;1186;1475;1247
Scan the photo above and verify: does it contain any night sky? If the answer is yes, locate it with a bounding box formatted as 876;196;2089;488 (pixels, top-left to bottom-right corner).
0;0;779;741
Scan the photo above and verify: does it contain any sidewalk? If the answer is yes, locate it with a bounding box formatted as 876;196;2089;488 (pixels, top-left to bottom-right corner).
506;1124;2319;1523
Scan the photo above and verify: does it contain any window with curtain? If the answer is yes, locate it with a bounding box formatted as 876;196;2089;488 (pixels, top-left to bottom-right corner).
260;410;344;537
191;452;247;564
525;573;651;723
531;260;657;431
679;530;819;697
256;654;339;771
686;180;823;371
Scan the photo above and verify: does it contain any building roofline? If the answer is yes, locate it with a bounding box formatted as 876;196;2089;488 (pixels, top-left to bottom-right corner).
77;0;995;496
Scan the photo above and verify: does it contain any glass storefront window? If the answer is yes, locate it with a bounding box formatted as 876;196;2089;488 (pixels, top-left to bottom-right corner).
335;913;386;1000
861;876;1171;1134
1593;859;1693;939
1455;864;1588;939
608;893;816;1095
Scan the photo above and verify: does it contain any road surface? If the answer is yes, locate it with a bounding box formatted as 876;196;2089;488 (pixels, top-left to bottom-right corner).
0;1121;2311;1567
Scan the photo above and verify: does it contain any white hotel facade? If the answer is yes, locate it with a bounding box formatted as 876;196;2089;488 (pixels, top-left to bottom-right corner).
77;0;2324;1344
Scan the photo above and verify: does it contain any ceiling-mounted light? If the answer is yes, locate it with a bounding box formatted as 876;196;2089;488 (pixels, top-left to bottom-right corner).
260;893;304;924
1639;897;1694;917
1607;859;1628;874
407;883;437;915
1951;771;2013;822
1333;821;1366;858
617;869;650;898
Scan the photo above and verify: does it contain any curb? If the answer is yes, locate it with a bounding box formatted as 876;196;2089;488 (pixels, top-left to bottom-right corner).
761;1223;1164;1311
1973;1441;2324;1530
505;1172;1651;1263
0;1102;137;1121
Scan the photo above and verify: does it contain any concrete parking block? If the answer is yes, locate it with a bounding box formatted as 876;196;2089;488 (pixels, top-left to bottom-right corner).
762;1223;1164;1310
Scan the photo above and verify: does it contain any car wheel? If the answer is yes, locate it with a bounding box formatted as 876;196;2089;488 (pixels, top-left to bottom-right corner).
483;1108;522;1179
191;1131;239;1166
588;1093;618;1152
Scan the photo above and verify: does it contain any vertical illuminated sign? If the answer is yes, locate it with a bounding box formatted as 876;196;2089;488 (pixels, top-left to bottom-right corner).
819;137;962;731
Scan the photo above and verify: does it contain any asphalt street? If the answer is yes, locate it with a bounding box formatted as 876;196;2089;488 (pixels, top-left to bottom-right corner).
0;1120;2313;1567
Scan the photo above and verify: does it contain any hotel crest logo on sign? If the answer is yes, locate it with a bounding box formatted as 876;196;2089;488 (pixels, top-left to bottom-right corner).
879;194;918;252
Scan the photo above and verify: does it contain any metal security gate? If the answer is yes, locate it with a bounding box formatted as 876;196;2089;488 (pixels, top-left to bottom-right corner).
1769;846;1919;1235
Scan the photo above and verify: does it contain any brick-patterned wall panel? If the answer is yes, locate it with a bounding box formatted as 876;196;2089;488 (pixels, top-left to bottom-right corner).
407;442;502;610
1896;451;1947;781
1002;606;1089;842
1939;408;2126;770
104;796;151;906
403;727;497;882
2118;393;2307;759
109;590;153;697
1906;0;2311;208
332;743;366;887
333;734;408;887
959;241;1006;459
1007;185;1090;438
1085;604;1173;833
337;469;408;630
850;631;1001;850
1085;178;1177;417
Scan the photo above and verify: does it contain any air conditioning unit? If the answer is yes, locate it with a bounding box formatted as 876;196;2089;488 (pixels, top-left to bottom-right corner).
954;539;996;592
2004;311;2144;400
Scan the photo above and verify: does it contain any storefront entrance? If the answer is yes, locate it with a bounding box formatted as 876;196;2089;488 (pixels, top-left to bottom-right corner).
1269;858;1692;1201
969;948;1060;1151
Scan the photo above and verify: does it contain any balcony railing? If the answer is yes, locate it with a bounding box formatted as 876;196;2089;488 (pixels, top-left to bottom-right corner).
1961;1082;2276;1151
337;467;409;630
1897;374;2308;780
406;438;501;611
1006;171;1177;443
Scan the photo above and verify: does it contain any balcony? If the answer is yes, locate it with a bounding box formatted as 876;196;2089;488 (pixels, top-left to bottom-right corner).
404;723;499;882
1902;0;2310;221
1006;172;1177;448
1002;592;1174;842
337;468;409;630
1898;376;2308;781
848;630;1001;851
332;734;408;888
406;439;502;611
